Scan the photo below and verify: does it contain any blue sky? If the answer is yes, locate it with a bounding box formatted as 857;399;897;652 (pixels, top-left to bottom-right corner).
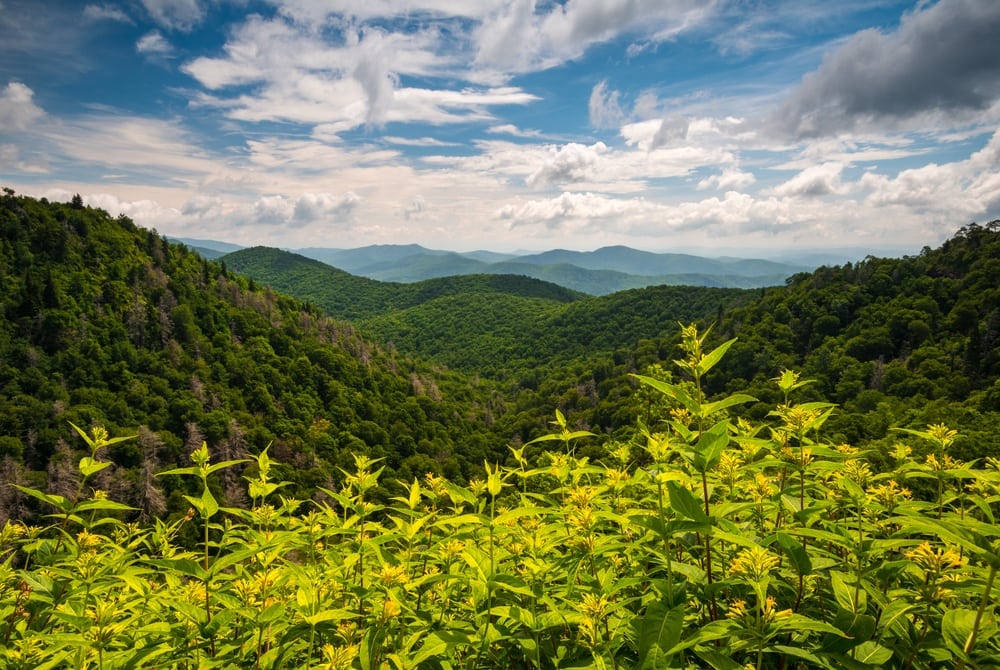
2;0;999;254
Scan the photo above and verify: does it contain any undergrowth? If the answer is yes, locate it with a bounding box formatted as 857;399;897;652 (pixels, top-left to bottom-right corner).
2;325;999;668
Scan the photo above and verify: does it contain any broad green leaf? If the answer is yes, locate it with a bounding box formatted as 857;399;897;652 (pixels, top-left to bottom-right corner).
666;480;709;524
637;602;684;670
701;393;757;417
78;456;111;478
697;337;737;376
775;531;813;576
13;485;73;513
941;608;987;657
691;420;730;473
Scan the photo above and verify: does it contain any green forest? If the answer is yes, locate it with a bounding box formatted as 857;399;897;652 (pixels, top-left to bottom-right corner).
2;190;1000;668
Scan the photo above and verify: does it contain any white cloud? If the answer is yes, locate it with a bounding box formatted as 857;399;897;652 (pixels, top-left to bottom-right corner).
526;142;608;188
589;80;624;129
83;4;133;23
292;191;361;226
0;81;44;132
181;15;537;130
860;130;1000;223
474;0;715;76
769;162;847;198
141;0;204;31
698;167;755;191
485;124;542;138
136;31;173;57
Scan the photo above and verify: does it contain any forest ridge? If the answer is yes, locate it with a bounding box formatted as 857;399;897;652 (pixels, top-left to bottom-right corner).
1;190;999;524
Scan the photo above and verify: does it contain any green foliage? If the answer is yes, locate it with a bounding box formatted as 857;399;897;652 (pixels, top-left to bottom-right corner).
4;325;1000;668
0;192;507;523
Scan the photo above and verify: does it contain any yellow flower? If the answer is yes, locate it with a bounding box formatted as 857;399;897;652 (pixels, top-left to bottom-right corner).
321;643;359;670
926;423;958;449
377;563;409;587
729;545;780;581
380;596;402;620
906;542;965;572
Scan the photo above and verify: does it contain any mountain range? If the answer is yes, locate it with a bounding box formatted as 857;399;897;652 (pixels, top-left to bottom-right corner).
179;239;813;295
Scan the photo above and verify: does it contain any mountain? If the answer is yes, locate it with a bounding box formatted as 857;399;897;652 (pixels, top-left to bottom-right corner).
293;244;809;293
172;237;244;259
0;193;509;523
221;246;582;321
221;245;752;382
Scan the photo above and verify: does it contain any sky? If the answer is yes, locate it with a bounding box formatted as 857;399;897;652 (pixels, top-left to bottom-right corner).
1;0;1000;255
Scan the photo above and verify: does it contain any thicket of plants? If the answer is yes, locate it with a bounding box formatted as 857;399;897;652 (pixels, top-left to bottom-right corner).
3;326;998;669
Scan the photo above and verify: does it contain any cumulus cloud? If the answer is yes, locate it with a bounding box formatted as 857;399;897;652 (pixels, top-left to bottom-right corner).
860;129;1000;221
525;142;608;188
698;167;755;191
650;116;689;150
769;162;847;198
0;81;44;131
292;191;361;225
773;0;1000;138
141;0;204;31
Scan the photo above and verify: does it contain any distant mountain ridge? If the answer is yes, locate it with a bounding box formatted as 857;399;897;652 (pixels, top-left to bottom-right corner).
183;240;811;295
292;244;809;293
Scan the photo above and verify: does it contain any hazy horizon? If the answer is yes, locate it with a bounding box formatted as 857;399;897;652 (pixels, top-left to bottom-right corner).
2;1;999;253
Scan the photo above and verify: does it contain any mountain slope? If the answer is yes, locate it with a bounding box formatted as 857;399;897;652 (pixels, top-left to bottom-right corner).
0;193;507;522
292;244;809;293
222;246;583;321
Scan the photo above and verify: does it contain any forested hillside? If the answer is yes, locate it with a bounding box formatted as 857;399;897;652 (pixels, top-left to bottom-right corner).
0;192;508;523
216;224;1000;459
222;246;582;321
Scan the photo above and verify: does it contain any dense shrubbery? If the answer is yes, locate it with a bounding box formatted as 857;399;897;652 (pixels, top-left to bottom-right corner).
3;326;998;669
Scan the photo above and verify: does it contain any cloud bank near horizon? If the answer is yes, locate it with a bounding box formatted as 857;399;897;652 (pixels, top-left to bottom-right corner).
1;0;999;253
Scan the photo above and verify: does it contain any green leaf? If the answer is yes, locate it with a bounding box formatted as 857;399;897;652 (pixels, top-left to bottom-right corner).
701;394;757;417
78;456;111;478
13;485;73;513
691;420;730;473
184;486;219;520
942;608;981;657
637;602;684;670
666;481;709;524
697;337;737;376
775;531;812;576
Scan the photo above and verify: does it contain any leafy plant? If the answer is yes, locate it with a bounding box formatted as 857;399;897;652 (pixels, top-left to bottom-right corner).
2;324;1000;668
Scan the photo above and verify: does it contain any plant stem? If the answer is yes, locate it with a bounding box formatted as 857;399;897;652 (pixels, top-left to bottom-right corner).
956;562;998;669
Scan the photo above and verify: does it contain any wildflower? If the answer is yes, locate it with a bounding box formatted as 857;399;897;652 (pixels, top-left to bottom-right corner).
440;539;465;560
380;595;402;620
717;451;743;490
377;563;409;587
838;459;872;487
567;485;599;508
605;467;630;492
745;472;776;502
729;545;780;581
891;442;912;462
607;443;631;466
906;542;965;572
579;592;611;620
468;478;487;497
866;480;912;512
926;423;958;449
726;599;749;621
76;529;101;551
321;643;359;670
669;407;692;428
